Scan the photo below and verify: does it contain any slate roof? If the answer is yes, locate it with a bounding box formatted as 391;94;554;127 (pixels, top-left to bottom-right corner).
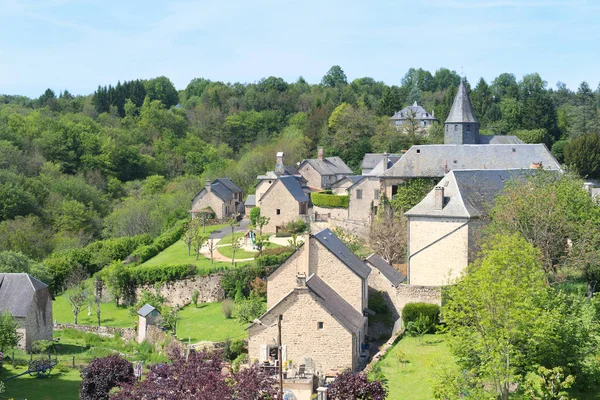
331;175;364;188
137;304;157;317
214;178;242;193
478;135;524;144
390;102;438;121
313;228;370;280
365;156;402;176
361;153;402;170
405;169;540;218
380;144;561;178
209;181;235;202
306;275;366;333
300;157;353;177
0;273;48;318
445;80;478;123
244;194;256;207
365;254;406;286
275;175;310;203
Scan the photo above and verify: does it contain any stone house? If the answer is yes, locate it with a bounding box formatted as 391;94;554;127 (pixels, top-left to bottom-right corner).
347;176;382;223
0;273;52;351
330;176;363;195
190;178;243;219
254;151;303;203
298;147;354;190
257;175;311;233
405;169;536;286
137;303;161;344
390;101;439;130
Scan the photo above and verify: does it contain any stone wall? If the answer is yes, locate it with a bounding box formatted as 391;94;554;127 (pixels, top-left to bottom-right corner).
313;205;347;221
55;323;136;341
135;273;225;307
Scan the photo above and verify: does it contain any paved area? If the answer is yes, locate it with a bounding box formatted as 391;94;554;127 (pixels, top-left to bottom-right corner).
209;219;249;239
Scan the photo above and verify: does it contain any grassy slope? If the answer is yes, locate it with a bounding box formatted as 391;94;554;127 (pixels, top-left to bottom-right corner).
53;294;134;328
176;302;247;343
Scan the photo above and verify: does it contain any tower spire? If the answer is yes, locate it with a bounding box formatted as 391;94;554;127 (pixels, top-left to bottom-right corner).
444;78;480;144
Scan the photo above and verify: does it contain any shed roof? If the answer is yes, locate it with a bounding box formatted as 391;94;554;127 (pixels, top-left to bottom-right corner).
300;157;353;177
365;254;406;286
380;144;561;178
0;273;48;318
137;304;157;317
313;228;370;280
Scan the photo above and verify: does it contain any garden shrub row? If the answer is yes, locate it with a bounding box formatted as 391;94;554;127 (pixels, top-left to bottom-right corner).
311;192;349;208
220;264;274;299
401;302;441;332
129;219;188;263
129;263;196;286
256;252;293;267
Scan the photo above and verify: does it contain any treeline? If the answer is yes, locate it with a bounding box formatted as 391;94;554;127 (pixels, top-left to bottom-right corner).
0;66;599;290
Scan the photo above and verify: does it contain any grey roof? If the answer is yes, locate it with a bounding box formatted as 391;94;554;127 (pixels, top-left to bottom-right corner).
365;254;406;286
306;274;366;333
391;102;438;121
209;181;234;202
365;156;402;176
478;135;524;145
445;80;478;123
405;169;540;218
214;178;242;193
0;273;48;318
313;228;370;280
380;144;561;178
277;175;310;203
137;304;157;317
361;153;402;170
300;157;353;177
331;175;364;188
244;194;256;207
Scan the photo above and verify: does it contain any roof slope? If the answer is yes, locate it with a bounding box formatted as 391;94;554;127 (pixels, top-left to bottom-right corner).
214;178;242;193
380;144;561;178
478;135;524;145
301;157;353;176
0;273;48;318
279;175;310;202
331;175;364;188
405;169;539;218
137;304;157;317
365;254;406;286
446;80;478;123
313;228;370;280
361;153;403;170
244;194;256;207
306;275;365;333
209;181;234;202
391;102;438;121
365;156;402;176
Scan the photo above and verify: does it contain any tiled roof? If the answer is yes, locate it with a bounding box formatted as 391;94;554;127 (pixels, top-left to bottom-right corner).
0;273;48;318
279;176;310;202
331;175;364;188
313;228;370;280
365;254;406;286
300;157;353;176
445;80;478;123
361;153;402;171
380;144;561;178
478;135;524;144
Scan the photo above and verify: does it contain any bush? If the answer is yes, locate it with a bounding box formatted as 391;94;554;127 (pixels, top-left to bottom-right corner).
283;220;307;234
551;139;569;163
222;299;234;319
368;291;388;314
232;353;248;373
223;338;245;361
130;219;187;263
79;355;135;400
129;264;196;286
249;207;261;226
512;128;550;145
401;302;440;332
311;192;349;208
565;133;600;179
256;253;293;267
233;296;266;324
220;265;272;299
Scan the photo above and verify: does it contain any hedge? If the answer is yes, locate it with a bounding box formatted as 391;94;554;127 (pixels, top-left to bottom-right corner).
130;219;187;263
311;192;349;208
401;302;441;331
260;246;295;257
256;252;293;267
129;264;196;286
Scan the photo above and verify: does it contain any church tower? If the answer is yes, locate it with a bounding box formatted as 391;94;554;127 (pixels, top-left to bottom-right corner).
444;79;480;144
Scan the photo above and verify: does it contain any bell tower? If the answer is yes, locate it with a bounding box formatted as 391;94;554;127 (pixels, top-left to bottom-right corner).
444;79;480;144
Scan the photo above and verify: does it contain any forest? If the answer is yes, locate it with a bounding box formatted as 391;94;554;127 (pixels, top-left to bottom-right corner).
0;65;599;292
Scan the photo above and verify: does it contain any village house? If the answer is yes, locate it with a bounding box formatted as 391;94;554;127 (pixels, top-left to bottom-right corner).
330;175;363;195
298;147;354;190
257;175;311;233
0;273;52;351
190;178;243;220
405;169;536;286
248;229;370;399
347;176;381;223
254;151;304;203
390;101;438;129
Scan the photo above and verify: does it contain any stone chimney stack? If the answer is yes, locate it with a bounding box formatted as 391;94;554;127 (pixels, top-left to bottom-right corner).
301;234;311;277
205;180;211;191
382;152;389;171
275;152;285;174
296;272;307;288
317;147;324;161
434;186;444;210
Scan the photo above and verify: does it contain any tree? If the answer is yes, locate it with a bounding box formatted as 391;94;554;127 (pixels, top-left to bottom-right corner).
192;231;208;261
100;261;131;306
253;216;270;257
206;238;217;264
377;86;402;117
525;366;575;400
0;311;21;352
231;236;242;266
249;207;261;227
144;76;179;108
327;370;388;400
112;349;276;400
369;210;407;265
0;251;49;283
79;355;135;400
564;133;600;179
191;289;200;308
322;65;348;88
65;267;91;325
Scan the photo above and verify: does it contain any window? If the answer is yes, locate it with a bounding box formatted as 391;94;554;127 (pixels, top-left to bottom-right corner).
454;125;458;131
374;189;380;199
317;322;324;330
416;149;421;154
453;160;457;164
467;124;470;132
276;209;281;215
356;189;362;200
512;148;516;153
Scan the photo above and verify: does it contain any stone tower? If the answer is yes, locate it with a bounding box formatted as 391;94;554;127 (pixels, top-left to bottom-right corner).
444;79;480;144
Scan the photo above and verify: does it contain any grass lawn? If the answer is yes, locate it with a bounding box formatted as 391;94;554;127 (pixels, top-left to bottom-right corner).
217;245;256;260
176;302;247;343
2;364;81;400
373;334;454;400
53;293;134;328
141;240;234;269
218;231;246;245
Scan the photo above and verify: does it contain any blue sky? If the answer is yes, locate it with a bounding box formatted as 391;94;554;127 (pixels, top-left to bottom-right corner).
1;0;599;97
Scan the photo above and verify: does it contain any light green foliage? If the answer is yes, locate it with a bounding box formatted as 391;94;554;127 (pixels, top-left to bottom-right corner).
0;310;21;351
0;250;49;283
233;295;266;324
99;261;131;306
311;192;349;208
551;139;569;163
389;178;436;213
191;289;200;308
249;207;261;226
512;128;549;144
525;366;575;400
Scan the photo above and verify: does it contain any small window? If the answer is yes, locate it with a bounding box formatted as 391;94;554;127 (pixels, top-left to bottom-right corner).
454;125;458;132
416;149;421;154
276;209;281;215
467;124;470;132
512;148;516;153
453;160;457;164
374;189;380;199
356;189;363;200
317;322;324;330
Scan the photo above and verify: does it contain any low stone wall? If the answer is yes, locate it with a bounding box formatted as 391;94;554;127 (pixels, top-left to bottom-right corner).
135;273;225;307
313;206;348;221
54;323;136;341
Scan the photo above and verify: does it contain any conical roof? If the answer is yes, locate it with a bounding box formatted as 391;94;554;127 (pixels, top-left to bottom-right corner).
445;79;478;123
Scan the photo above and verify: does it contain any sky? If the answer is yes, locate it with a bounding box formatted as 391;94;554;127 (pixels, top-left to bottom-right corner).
1;0;599;97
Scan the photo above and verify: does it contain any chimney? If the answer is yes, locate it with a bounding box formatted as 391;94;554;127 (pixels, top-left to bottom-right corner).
317;147;324;161
301;233;311;277
530;162;542;169
296;272;307;288
382;152;389;171
275;151;285;174
434;186;444;210
205;180;211;191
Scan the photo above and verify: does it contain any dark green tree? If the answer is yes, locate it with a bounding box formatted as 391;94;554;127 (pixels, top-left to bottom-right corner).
322;65;348;87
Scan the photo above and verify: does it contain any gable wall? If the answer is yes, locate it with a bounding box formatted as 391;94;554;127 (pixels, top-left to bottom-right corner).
191;190;234;219
256;180;274;204
259;180;301;233
348;178;380;222
267;248;308;309
299;163;323;190
23;288;52;350
331;180;353;195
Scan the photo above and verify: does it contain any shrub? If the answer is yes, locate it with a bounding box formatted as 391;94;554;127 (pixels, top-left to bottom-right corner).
249;207;261;226
401;302;440;332
565;133;600;179
256;253;293;267
551;139;569;163
220;265;272;299
368;291;388;314
311;192;349;208
222;299;234;318
282;220;307;234
79;354;135;400
230;339;245;358
233;296;266;324
130;219;187;263
129;264;196;286
232;353;248;373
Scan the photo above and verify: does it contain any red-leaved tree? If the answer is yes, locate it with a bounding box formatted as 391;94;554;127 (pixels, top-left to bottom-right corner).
79;355;135;400
327;370;388;400
111;349;277;400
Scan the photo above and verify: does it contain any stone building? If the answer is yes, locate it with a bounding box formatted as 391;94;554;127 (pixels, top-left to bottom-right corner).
0;273;52;351
390;101;438;130
330;176;362;195
136;303;161;344
405;169;537;286
190;178;243;219
257;175;311;233
360;153;402;176
254;151;303;202
298;147;354;190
